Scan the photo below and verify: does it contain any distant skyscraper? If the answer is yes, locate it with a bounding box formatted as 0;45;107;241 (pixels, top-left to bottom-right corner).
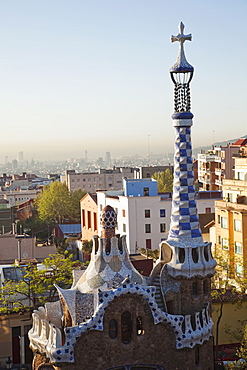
12;159;18;170
105;151;111;165
17;151;23;162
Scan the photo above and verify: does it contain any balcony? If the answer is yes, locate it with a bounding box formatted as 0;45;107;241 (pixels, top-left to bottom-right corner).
215;168;225;176
199;177;211;184
199;154;221;162
215;178;222;186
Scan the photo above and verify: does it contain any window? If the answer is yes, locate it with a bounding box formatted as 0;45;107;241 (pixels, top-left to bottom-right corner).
136;317;144;335
237;172;245;181
82;210;85;227
145;224;151;233
234;219;241;232
192;282;198;297
93;212;97;231
109;319;117;339
227;193;233;202
146;239;151;249
87;211;91;229
160;223;166;233
122;209;126;217
143;187;149;196
205;207;211;214
100;204;103;211
160;209;166;217
145;209;150;218
220;217;228;229
235;241;242;254
203;280;208;295
123;224;126;233
121;311;132;344
195;345;200;366
217;215;220;224
222;238;229;250
236;263;243;276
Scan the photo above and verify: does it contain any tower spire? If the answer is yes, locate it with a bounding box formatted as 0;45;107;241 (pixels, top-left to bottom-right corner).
164;23;216;278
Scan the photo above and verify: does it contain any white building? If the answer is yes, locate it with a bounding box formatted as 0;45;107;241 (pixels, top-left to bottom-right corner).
0;189;40;207
97;179;221;254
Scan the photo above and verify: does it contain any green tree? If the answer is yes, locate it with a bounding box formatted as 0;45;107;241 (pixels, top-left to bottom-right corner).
226;324;247;369
36;182;72;223
17;216;54;243
139;248;159;261
81;239;93;255
212;250;247;365
0;253;84;314
70;188;87;222
152;169;173;192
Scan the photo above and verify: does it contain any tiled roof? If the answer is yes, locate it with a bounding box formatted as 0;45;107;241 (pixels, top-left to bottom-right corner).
212;289;247;303
58;224;81;234
233;138;247;146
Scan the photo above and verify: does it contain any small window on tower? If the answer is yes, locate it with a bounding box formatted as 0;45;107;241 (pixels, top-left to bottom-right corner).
109;319;117;339
192;282;198;297
136;317;144;336
121;311;132;344
195;345;200;366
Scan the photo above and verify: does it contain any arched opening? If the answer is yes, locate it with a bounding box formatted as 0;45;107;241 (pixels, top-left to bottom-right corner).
192;247;199;263
178;248;185;263
121;311;132;344
191;314;196;331
160;242;172;263
109;319;118;339
204;245;209;261
192;282;198;297
203;279;208;295
136;316;144;336
195;345;200;366
199;311;204;328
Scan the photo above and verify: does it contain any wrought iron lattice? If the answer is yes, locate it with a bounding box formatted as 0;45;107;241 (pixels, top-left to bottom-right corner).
174;82;191;112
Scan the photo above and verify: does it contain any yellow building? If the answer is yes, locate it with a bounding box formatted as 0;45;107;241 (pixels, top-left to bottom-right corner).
212;291;247;345
0;311;33;366
214;155;247;278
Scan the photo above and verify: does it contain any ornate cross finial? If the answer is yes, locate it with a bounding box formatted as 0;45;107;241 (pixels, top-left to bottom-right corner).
170;22;194;73
171;22;192;45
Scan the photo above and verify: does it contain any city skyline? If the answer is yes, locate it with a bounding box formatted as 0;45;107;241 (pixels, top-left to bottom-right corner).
0;1;246;161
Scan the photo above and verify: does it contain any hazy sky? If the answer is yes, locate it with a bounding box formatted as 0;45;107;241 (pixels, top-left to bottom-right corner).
0;1;246;162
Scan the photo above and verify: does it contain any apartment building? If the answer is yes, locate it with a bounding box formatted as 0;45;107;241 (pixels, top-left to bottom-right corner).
214;154;247;278
63;167;136;192
197;144;241;191
133;165;174;179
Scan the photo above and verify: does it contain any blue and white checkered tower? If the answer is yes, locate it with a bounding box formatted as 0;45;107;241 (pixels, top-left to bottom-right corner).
165;23;216;278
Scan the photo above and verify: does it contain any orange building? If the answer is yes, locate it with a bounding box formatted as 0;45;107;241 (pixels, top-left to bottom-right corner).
80;193;98;241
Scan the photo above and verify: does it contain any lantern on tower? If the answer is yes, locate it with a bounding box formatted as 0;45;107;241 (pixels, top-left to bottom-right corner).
170;22;194;120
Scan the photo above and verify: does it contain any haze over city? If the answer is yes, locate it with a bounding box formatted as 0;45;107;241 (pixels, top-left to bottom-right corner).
0;0;246;162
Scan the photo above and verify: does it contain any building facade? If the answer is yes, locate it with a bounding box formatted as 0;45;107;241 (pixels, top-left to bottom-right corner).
96;179;221;254
197;144;242;191
63;167;136;192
